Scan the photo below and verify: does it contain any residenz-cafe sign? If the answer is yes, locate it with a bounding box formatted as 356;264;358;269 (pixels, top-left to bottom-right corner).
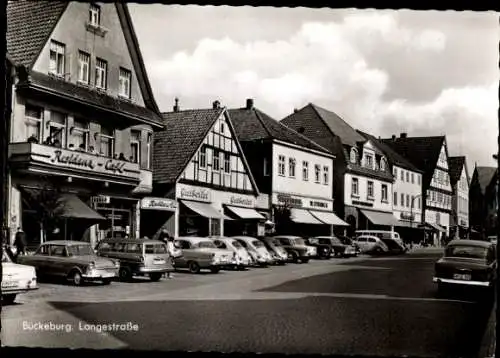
30;144;140;179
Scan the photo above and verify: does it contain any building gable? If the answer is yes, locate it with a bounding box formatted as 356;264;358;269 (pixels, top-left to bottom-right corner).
31;2;150;108
180;111;258;194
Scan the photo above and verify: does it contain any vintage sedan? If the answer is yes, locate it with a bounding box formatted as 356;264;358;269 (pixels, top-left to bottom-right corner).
433;240;497;293
232;236;275;267
258;237;289;264
273;236;317;263
209;236;253;270
309;236;358;258
17;241;120;286
2;248;38;304
174;237;234;273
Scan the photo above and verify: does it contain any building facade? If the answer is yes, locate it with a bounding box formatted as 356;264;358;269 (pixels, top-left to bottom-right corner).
448;156;470;238
6;1;163;248
231;100;346;237
469;166;497;238
152;101;263;239
282;103;398;236
382;134;453;245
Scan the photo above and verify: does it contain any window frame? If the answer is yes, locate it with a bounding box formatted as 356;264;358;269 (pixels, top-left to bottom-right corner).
213;149;221;171
71;118;89;151
199;146;207;169
302;161;309;181
99;126;115;157
89;4;101;27
367;181;374;199
25;104;43;143
288;158;296;178
352;177;359;196
223;152;231;174
48;110;67;147
381;184;388;202
130;130;141;164
314;164;321;183
263;157;270;177
394;191;398;206
323;165;329;185
278;155;286;176
77;51;90;84
49;40;65;77
118;67;132;99
95;58;108;90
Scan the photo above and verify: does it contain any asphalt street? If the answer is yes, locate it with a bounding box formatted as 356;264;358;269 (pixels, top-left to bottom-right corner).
2;251;494;357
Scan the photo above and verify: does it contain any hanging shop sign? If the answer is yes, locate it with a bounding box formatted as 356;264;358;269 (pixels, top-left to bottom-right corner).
141;197;177;211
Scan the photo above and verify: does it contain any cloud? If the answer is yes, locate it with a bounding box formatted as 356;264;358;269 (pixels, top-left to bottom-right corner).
143;10;497;168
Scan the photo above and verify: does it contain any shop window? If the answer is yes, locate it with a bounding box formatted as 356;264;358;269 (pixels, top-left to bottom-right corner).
199;146;207;168
95;58;107;90
77;51;90;84
119;67;131;99
47;110;66;147
49;40;65;77
130;130;141;163
25;105;43;143
70;118;89;151
99;126;114;157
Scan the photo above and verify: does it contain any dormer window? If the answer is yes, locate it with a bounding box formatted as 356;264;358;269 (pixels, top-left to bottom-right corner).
365;154;373;169
350;148;358;164
380;157;387;171
89;4;101;27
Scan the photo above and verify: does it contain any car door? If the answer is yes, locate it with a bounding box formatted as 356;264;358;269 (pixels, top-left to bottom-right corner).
28;244;50;273
356;237;367;251
174;240;190;267
46;245;69;276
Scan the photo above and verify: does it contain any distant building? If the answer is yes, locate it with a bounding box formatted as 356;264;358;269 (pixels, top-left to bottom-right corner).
469;165;497;238
282;103;397;236
381;134;453;245
230;99;346;237
448;156;470;238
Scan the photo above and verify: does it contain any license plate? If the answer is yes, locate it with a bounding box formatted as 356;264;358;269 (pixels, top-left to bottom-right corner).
1;281;18;288
453;273;471;281
153;259;166;265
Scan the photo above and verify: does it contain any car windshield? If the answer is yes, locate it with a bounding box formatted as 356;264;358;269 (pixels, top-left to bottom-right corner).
231;240;243;248
293;238;306;246
270;239;281;246
445;246;488;259
67;244;93;256
252;240;264;248
197;241;216;249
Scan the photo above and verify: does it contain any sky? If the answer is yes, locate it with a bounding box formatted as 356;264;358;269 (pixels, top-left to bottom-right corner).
128;5;499;170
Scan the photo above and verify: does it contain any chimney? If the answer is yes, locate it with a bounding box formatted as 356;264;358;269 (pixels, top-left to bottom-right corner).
173;97;180;112
246;98;254;110
400;132;407;138
391;135;396;141
212;100;221;109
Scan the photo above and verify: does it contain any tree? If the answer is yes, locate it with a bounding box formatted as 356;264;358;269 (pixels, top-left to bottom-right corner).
22;177;66;243
273;204;293;235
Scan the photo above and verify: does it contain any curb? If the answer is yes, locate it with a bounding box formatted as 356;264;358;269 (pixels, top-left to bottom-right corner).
478;299;496;358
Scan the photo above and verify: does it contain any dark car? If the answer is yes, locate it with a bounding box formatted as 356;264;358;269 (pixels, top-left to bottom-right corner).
338;236;361;255
309;236;358;258
304;237;332;259
433;240;497;294
273;236;317;263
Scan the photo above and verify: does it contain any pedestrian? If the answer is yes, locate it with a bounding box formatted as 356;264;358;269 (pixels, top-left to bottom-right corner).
14;227;27;257
165;234;181;279
158;229;170;244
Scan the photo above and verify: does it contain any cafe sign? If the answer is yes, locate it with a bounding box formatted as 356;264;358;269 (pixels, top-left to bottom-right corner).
273;192;332;210
229;195;255;208
176;184;211;202
25;144;140;180
141;197;177;211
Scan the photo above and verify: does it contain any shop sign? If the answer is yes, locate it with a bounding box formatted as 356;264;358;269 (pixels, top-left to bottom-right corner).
400;212;415;221
309;200;329;209
274;192;332;210
352;200;374;208
141;197;177;211
91;195;111;205
177;185;211;202
229;195;255;208
25;144;140;179
276;193;303;207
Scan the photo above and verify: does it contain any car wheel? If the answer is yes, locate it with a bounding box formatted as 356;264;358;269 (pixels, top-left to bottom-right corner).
119;267;132;282
188;261;201;274
149;273;162;282
69;270;83;286
290;251;300;263
102;278;112;285
2;294;17;304
210;267;220;274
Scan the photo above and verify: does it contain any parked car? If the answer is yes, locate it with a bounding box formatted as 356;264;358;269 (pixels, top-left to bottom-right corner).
304;237;332;259
312;236;358;258
258;237;289;264
2;248;38;304
354;235;389;254
433;239;497;294
209;236;253;270
173;237;234;273
273;236;317;263
337;236;361;255
96;238;171;281
232;236;275;266
355;230;405;247
17;241;119;286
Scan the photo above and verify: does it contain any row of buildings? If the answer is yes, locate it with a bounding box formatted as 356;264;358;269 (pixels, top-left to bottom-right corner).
3;1;492;249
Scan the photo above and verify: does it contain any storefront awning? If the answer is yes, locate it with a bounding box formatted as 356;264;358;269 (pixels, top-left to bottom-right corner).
290;208;323;224
310;211;349;226
58;194;106;221
361;209;401;227
181;200;232;220
226;206;265;220
419;222;446;232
